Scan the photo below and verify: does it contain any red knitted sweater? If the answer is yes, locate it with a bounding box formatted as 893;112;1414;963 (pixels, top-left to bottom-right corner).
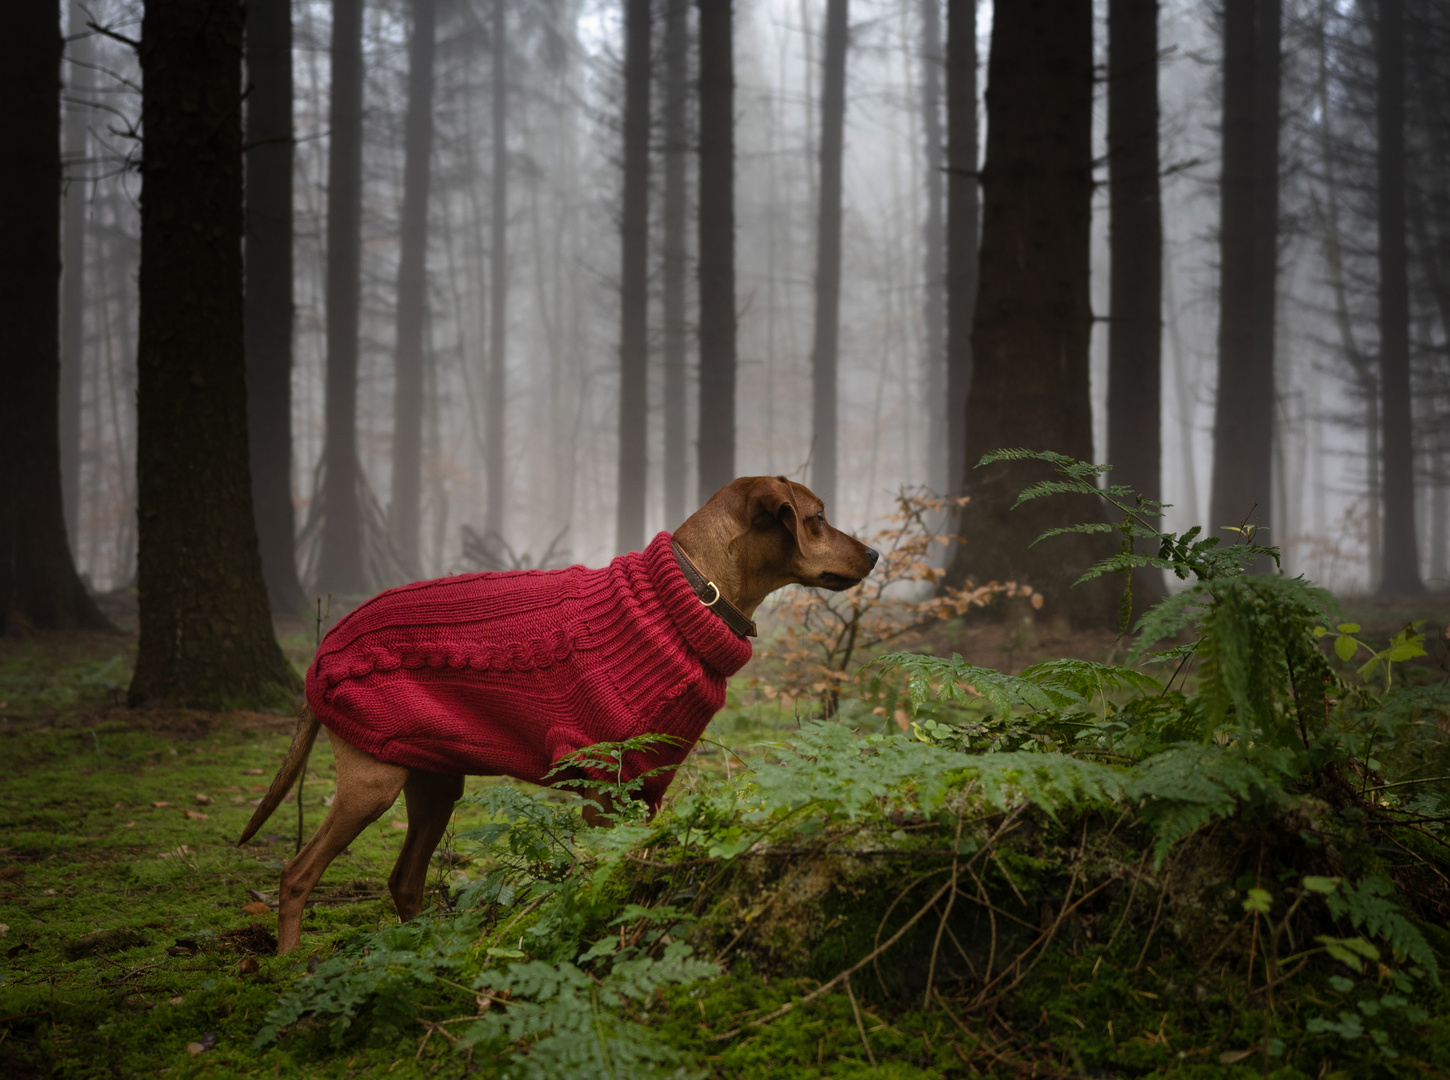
305;532;752;810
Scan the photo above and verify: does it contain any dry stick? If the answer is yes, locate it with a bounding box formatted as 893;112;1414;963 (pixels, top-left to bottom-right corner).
1132;875;1171;973
964;865;999;986
844;975;877;1067
923;805;968;1007
1103;851;1152;956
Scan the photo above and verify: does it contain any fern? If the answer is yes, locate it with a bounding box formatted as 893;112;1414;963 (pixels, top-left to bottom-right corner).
1324;876;1439;980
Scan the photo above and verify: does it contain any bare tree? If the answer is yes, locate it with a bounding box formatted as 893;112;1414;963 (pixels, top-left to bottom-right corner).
389;0;438;577
946;0;1117;624
1;0;108;634
921;0;947;497
697;0;736;497
809;0;848;510
1106;0;1162;508
128;0;295;705
944;0;978;497
1377;0;1423;593
317;0;366;594
1209;0;1278;550
60;0;91;553
245;0;306;612
661;0;691;525
486;0;508;536
616;0;651;552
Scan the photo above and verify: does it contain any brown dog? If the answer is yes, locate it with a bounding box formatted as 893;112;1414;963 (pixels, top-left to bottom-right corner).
239;476;877;954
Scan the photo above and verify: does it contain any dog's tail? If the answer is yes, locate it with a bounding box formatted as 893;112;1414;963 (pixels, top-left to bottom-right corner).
237;705;322;847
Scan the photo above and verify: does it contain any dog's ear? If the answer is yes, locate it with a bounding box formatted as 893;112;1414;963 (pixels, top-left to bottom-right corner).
751;475;802;548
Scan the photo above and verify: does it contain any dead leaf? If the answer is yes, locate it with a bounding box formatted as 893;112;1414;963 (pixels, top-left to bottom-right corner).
124;821;135;828
242;902;270;915
240;769;264;775
193;794;212;805
182;809;208;820
170;996;183;1005
112;802;125;810
151;801;171;808
186;1032;217;1056
0;922;8;937
249;785;268;792
43;888;57;896
391;819;409;830
1218;1049;1259;1065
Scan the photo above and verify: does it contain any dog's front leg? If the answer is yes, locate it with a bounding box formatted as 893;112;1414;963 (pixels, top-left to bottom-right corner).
579;787;616;828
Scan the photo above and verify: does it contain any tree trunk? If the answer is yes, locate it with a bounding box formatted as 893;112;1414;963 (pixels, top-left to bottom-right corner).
944;0;978;497
662;0;690;526
0;2;108;634
1209;0;1275;552
809;0;848;511
696;0;736;499
389;0;437;577
61;0;91;554
945;0;1117;625
317;0;365;594
245;0;306;613
922;0;947;497
616;0;651;553
128;0;296;706
1106;0;1162;507
486;0;508;536
1377;0;1423;594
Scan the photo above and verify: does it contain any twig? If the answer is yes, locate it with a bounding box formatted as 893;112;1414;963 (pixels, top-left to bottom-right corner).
1133;874;1171;973
924;803;968;1007
844;976;876;1066
86;20;139;50
1104;851;1151;955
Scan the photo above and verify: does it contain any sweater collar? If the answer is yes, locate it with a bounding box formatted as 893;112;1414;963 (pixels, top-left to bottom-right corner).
637;532;754;677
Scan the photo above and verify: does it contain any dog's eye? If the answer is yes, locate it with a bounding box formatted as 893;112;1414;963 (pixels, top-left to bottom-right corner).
815;512;825;525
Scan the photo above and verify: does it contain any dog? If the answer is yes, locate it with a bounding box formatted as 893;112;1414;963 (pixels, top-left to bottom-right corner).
239;476;877;954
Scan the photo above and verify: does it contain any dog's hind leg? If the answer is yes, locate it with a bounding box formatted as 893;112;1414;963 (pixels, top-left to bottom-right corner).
276;734;408;955
388;771;466;923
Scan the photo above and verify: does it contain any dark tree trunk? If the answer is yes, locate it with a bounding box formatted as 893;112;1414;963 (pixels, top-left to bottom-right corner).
616;0;651;553
61;0;91;553
389;0;437;577
662;0;690;526
486;0;508;536
1106;0;1162;506
318;0;365;594
128;0;296;706
696;0;736;498
0;2;108;634
245;0;306;613
944;0;978;497
1209;0;1276;553
922;0;947;497
1378;0;1423;594
809;0;848;511
945;0;1117;625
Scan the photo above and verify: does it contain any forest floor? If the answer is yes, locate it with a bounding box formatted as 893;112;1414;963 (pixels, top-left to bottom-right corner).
2;592;1448;1078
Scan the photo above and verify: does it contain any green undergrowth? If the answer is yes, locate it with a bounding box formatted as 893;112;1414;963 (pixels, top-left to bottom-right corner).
4;452;1450;1078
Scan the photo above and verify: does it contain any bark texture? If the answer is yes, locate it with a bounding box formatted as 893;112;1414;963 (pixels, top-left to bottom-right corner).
1377;0;1423;594
128;0;296;706
616;0;651;553
809;0;848;511
945;0;1117;625
0;2;107;634
1209;0;1276;552
245;0;306;613
1106;0;1162;507
662;0;691;526
697;0;736;499
318;0;366;594
944;0;978;497
390;0;437;577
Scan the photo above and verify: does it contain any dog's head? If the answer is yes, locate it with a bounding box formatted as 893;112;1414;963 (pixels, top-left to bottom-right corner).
708;475;879;595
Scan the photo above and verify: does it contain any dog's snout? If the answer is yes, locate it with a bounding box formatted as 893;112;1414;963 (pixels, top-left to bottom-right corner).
865;547;880;567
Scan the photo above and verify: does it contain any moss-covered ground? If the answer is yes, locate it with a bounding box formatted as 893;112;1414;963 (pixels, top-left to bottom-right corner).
3;596;1448;1078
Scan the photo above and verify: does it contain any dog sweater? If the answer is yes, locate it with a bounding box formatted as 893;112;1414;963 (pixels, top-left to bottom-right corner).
305;531;753;811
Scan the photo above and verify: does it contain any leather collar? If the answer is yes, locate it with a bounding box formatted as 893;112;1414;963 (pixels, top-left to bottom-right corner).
670;541;757;638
